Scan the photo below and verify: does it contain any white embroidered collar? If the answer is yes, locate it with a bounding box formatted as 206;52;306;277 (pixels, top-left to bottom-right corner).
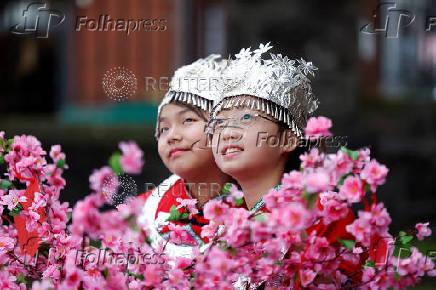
137;174;211;259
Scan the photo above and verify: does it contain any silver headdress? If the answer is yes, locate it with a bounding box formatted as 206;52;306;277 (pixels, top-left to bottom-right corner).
211;43;319;138
155;54;225;138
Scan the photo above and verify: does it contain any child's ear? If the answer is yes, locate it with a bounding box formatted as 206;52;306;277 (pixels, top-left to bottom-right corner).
280;129;298;155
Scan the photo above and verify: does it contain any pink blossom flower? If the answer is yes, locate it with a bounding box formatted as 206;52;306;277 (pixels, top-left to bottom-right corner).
119;141;144;174
360;159;389;192
300;269;317;287
338;175;363;203
282;170;304;190
322;198;349;224
41;264;61;281
416;222;432;241
167;223;189;245
269;202;312;232
46;164;66;189
305;116;332;140
49;145;66;163
353;147;371;172
31;280;54;290
20;209;40;232
176;198;199;217
306;236;336;261
175;257;193;269
0;189;26;210
0;131;4;153
89;166;118;198
324;150;353;184
143;264;163;286
0;271;17;289
207;247;235;275
346;217;371;246
0;237;15;254
353;246;363;254
65;268;83;288
168;269;185;284
300;148;323;168
203;199;229;223
303;169;332;193
263;186;297;209
369;203;391;236
201;220;218;239
229;183;244;199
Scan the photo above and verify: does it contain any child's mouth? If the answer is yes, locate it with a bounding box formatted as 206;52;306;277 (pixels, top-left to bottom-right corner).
221;145;244;156
169;148;190;158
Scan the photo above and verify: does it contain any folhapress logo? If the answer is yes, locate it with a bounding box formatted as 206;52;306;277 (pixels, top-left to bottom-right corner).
10;2;65;38
360;2;415;38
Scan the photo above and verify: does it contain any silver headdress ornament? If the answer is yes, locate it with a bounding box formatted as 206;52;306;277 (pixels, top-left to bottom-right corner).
155;54;225;138
211;42;319;138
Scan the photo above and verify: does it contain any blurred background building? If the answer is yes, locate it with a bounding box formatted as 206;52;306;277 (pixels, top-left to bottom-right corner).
1;1;436;278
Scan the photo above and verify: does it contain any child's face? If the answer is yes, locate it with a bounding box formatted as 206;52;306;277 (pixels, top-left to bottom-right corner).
157;103;214;178
210;107;289;180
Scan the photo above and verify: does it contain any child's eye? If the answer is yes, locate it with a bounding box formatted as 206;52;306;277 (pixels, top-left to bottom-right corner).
160;127;169;134
184;118;195;123
241;113;252;120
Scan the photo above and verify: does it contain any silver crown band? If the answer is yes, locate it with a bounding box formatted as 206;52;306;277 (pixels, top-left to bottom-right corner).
211;95;304;138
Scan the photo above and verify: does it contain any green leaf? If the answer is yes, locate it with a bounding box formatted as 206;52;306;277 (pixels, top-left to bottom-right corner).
302;190;317;209
364;183;371;194
235;197;244;207
399;231;406;237
221;246;236;256
56;159;65;169
0;179;12;189
393;243;412;258
38;242;51;255
254;213;265;222
9;205;23;216
126;215;139;231
166;205;181;221
394;272;402;281
340;147;359;161
350;150;359;161
293;270;299;283
222;183;232;195
89;239;102;248
101;267;110;279
66;212;72;222
109;152;123;175
400;235;413;245
16;273;27;284
180;213;190;219
336;238;356;249
128;270;144;280
364;260;376;269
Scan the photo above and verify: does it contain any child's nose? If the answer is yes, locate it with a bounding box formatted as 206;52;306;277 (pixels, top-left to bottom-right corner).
220;126;243;142
166;127;183;144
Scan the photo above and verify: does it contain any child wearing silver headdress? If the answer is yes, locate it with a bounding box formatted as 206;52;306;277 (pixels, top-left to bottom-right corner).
137;55;235;259
207;43;355;288
209;42;319;212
